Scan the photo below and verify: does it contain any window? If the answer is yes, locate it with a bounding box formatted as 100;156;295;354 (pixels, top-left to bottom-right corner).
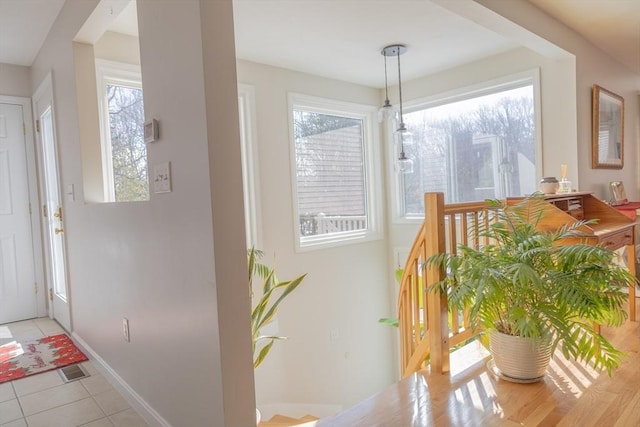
397;74;539;217
238;84;262;248
290;94;380;249
96;60;148;202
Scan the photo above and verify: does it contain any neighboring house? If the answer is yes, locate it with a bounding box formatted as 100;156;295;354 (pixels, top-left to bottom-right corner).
0;0;638;426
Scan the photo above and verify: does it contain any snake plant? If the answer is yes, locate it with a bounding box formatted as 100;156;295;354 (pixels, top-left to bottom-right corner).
248;248;306;368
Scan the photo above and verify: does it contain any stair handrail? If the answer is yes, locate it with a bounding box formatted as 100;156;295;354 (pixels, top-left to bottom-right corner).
398;192;490;377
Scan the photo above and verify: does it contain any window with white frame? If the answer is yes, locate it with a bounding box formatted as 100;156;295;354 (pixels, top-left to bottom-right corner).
96;60;148;202
397;74;539;217
290;94;379;249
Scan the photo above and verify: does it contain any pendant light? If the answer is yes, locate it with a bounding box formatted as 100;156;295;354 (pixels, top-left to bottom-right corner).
377;48;393;122
381;44;413;174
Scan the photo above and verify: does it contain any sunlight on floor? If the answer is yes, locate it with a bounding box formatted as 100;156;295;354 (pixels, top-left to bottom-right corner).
0;341;23;363
0;325;14;339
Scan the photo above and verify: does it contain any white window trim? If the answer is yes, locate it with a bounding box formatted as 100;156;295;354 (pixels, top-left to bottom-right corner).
390;68;542;224
288;93;383;252
238;84;263;249
95;59;143;203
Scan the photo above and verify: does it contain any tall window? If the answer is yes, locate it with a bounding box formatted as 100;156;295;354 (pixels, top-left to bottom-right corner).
97;60;148;202
290;94;379;249
398;77;538;217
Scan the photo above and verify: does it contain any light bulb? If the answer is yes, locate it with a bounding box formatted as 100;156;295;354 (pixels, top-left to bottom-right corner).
397;152;414;174
377;100;393;122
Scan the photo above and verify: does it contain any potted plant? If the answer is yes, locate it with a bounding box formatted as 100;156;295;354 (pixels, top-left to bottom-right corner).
426;196;635;381
248;248;306;368
248;248;306;425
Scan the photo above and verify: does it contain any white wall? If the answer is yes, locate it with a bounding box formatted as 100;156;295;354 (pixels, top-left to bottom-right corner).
236;60;396;412
0;63;30;96
30;0;254;426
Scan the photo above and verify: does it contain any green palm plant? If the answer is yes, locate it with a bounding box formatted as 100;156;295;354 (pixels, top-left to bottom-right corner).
426;196;636;375
248;248;306;368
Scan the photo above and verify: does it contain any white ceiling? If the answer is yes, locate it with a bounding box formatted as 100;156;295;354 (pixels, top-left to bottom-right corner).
1;0;638;86
528;0;640;75
232;0;518;88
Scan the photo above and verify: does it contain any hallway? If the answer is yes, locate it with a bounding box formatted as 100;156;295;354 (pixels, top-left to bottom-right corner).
0;318;148;427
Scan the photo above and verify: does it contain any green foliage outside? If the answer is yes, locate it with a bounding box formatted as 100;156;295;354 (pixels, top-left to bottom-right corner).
107;84;149;202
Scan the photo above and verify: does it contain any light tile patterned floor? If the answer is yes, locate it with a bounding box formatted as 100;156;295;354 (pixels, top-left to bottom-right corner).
0;318;149;427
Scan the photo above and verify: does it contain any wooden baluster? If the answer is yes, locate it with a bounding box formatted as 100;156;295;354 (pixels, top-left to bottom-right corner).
425;192;449;374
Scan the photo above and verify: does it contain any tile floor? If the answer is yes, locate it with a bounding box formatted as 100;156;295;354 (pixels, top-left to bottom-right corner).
0;318;149;427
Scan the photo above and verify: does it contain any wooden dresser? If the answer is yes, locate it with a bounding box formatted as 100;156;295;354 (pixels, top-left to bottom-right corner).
509;192;637;321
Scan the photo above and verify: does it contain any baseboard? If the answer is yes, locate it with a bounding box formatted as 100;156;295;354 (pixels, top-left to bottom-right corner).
71;332;172;427
257;403;342;421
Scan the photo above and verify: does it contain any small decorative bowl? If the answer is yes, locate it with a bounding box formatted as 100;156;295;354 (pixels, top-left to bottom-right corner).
539;177;559;194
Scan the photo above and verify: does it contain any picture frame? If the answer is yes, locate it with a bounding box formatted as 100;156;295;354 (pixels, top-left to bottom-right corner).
609;181;628;206
144;118;159;143
592;84;624;169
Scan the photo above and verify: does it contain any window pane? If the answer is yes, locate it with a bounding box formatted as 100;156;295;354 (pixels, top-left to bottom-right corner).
293;110;368;238
107;84;148;202
401;85;535;215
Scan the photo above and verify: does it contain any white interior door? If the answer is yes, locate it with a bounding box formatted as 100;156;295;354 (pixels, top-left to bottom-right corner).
0;102;40;323
33;75;71;331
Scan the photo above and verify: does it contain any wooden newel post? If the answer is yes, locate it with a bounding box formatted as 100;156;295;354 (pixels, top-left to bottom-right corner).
424;192;450;374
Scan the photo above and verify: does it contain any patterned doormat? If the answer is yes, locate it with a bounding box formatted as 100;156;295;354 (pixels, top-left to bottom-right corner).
0;334;88;384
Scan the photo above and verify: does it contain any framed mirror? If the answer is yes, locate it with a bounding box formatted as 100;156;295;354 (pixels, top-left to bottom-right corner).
592;84;624;169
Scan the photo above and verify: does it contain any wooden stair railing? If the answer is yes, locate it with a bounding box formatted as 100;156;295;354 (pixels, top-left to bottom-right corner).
399;192;492;378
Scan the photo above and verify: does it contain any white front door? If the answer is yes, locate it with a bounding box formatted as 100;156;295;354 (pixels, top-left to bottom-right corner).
0;102;39;323
33;75;71;331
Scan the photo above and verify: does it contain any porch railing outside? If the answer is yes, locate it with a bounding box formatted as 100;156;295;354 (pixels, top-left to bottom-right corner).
299;214;367;236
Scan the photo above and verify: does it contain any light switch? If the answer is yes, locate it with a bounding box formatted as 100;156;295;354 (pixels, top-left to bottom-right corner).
153;162;172;193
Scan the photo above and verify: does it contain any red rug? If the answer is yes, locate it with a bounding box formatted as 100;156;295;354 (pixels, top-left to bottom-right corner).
0;334;88;384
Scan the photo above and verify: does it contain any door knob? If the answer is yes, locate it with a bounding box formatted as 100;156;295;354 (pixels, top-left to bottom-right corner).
55;228;64;235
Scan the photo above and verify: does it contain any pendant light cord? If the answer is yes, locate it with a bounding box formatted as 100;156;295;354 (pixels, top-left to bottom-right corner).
396;46;404;127
383;51;390;104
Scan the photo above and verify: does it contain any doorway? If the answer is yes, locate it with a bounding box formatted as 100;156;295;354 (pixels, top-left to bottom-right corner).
33;74;71;331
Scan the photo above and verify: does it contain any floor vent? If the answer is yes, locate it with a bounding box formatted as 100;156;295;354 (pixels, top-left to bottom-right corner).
58;364;90;383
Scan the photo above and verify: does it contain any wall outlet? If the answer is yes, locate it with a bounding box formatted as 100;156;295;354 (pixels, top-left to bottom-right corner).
122;318;130;342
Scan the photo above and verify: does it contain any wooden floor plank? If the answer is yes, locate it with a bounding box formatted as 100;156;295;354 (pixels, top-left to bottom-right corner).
318;299;640;426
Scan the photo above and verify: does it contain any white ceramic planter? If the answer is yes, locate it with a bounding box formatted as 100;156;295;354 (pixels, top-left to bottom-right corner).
489;330;552;381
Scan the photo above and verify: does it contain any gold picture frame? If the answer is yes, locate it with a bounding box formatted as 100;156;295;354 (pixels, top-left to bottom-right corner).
592;84;624;169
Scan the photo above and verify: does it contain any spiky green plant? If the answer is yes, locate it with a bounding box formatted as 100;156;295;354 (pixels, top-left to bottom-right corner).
426;196;636;375
248;248;306;368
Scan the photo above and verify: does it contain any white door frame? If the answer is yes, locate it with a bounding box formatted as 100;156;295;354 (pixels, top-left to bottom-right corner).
32;73;72;331
0;95;47;319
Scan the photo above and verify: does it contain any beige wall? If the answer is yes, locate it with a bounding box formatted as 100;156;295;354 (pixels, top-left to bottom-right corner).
237;60;396;412
0;63;30;96
94;31;141;65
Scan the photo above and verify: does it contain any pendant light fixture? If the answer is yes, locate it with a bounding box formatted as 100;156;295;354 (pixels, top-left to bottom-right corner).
381;44;413;174
377;48;393;122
